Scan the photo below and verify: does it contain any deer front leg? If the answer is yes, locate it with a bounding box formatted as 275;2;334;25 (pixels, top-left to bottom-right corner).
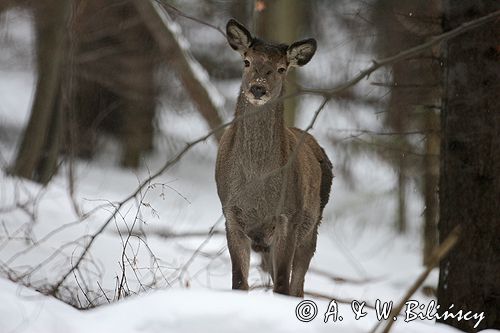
272;217;296;295
225;217;251;290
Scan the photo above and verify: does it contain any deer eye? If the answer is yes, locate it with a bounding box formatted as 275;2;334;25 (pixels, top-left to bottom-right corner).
266;70;272;75
278;67;286;74
244;60;250;67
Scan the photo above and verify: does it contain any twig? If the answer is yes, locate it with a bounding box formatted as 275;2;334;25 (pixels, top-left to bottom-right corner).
112;228;225;239
308;267;380;284
176;215;224;286
96;281;111;304
154;0;226;37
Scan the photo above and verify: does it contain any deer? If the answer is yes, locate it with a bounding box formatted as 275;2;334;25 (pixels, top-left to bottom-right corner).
215;19;333;297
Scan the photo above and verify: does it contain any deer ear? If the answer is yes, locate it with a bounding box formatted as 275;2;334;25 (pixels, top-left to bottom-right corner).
226;19;253;54
287;38;317;67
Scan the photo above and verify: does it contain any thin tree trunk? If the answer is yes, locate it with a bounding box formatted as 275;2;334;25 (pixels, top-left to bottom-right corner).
437;0;500;331
390;62;409;234
422;107;439;265
396;162;407;233
254;0;305;127
11;0;70;184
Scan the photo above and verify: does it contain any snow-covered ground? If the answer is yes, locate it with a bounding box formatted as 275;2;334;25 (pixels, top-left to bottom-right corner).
3;277;470;333
0;8;489;333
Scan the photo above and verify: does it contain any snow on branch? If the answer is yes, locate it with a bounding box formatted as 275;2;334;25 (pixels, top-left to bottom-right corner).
133;0;225;140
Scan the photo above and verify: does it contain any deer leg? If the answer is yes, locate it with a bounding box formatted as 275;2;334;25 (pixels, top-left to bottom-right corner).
260;251;274;284
225;219;251;290
290;225;318;297
272;221;296;295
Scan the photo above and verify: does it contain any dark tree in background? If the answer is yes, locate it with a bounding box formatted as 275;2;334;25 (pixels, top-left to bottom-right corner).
4;0;225;183
437;0;500;331
70;0;158;168
8;0;159;182
370;0;442;244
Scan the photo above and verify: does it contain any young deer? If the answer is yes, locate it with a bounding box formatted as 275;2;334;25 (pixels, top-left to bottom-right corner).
215;19;333;297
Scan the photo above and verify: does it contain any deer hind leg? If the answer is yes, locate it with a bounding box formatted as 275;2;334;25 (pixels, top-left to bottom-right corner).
272;217;296;295
225;213;251;290
260;251;274;284
290;224;318;297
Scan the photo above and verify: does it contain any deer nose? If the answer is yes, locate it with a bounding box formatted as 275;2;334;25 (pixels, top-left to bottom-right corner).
250;85;266;98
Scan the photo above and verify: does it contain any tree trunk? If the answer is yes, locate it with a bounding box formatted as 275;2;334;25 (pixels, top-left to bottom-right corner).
11;0;70;184
437;1;500;331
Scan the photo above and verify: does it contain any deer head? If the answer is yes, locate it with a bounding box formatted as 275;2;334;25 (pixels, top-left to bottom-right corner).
226;19;317;106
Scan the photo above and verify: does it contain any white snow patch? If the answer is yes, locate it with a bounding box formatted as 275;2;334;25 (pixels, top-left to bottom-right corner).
1;277;466;333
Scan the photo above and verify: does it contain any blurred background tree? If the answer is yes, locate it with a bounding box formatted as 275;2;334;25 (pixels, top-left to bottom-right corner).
369;0;441;262
253;0;310;126
2;0;224;183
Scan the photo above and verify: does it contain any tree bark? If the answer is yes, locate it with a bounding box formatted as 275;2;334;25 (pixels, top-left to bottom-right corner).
11;0;70;184
437;0;500;331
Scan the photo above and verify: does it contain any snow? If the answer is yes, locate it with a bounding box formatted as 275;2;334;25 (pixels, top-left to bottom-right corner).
1;277;470;333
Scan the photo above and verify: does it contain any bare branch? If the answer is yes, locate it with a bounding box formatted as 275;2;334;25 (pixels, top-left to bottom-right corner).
154;0;226;37
133;0;225;141
296;9;500;98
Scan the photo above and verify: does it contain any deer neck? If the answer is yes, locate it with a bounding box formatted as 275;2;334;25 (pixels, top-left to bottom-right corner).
233;90;286;172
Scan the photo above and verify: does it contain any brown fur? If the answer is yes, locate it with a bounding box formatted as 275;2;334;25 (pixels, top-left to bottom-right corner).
215;19;333;296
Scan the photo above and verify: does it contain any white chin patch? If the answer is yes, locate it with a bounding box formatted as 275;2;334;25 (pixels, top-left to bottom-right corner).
250;99;267;106
244;93;269;106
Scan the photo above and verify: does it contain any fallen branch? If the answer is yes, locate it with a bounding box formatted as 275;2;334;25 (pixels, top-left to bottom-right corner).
305;290;376;310
112;228;225;239
308;267;380;285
